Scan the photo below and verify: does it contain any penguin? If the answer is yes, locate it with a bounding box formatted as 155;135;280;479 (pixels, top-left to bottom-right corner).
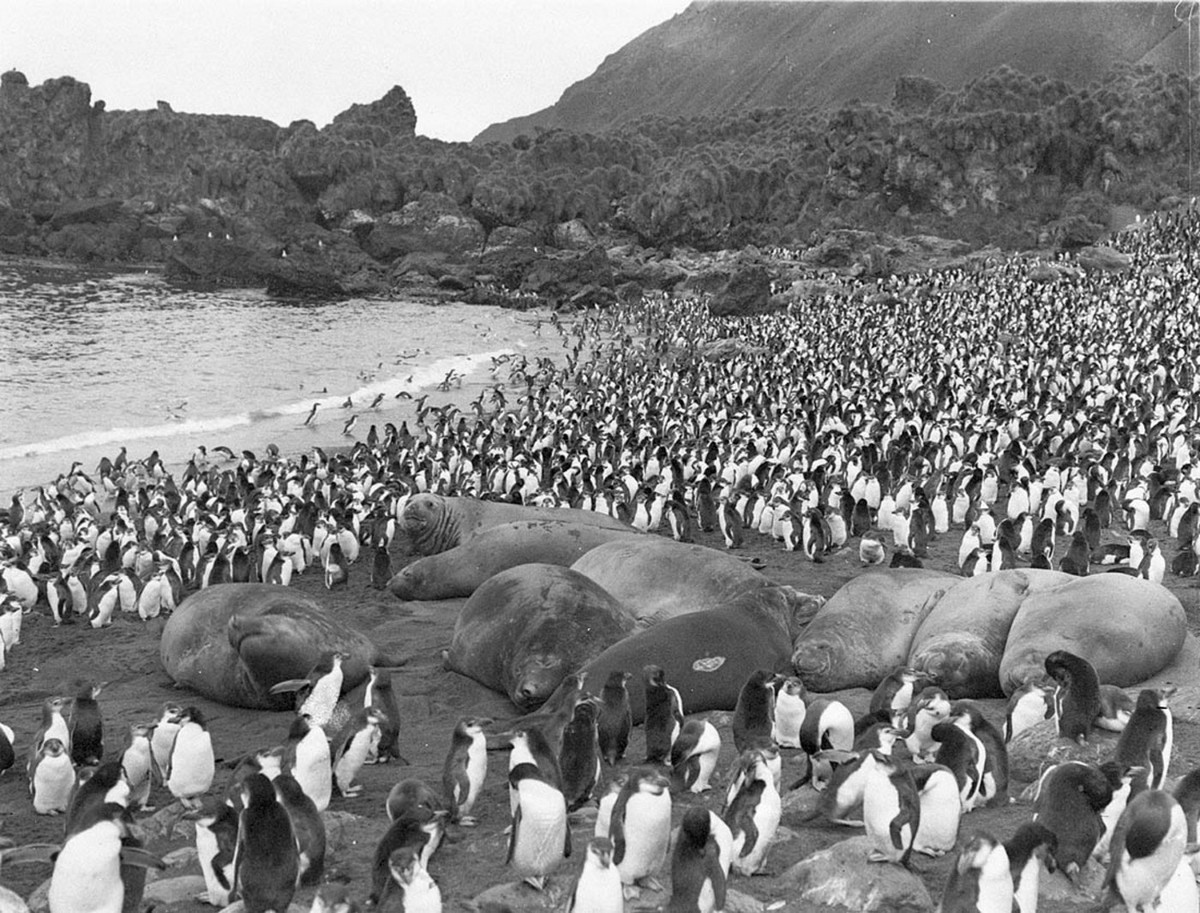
507;761;571;890
930;720;983;812
772;676;807;748
384;778;445;824
269;651;345;729
191;800;238;908
273;772;326;886
802;508;828;562
149;702;182;785
166;706;215;809
643;664;683;764
324;541;349;589
949;700;1009;807
116;724;150;812
723;749;781;876
606;767;673;895
371;794;449;905
596;670;632;765
862;750;920;866
937;832;1013;913
802;745;880;825
670;719;721;794
1030;516;1055;563
1059;529;1090;575
1173;767;1200;879
67;680;105;767
64;761;129;837
559;699;602;812
1005;822;1057;913
717;496;742;549
957;523;982;570
370;544;392;591
0;720;14;777
869;666;930;727
285;714;332;813
30;695;72;768
565;837;624;913
385;847;442;913
731;669;777;754
1044;649;1102;744
509;725;563;790
332;706;385;797
46;801;164;913
858;529;886;565
667;807;726;913
1114;687;1175;790
441;716;490;826
1033;761;1113;881
1003;681;1055;743
234;773;300;913
364;665;403;763
1094;760;1142;864
851;497;873;537
1103;788;1188;912
909;763;962;858
798;697;855;757
309;883;358;913
30;737;75;815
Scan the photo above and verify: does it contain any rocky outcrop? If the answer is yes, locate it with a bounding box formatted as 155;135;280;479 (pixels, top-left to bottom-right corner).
780;836;935;912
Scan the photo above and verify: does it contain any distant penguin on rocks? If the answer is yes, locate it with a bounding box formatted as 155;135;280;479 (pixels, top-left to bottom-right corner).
596;670;633;765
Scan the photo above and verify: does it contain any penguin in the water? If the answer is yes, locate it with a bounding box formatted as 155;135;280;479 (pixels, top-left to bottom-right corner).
442;716;490;826
234;773;300;913
668;807;727;913
862;750;920;866
559;699;602;812
937;832;1012;913
1114;687;1175;790
772;676;807;748
1044;649;1102;744
566;837;624;913
607;767;673;895
596;670;632;765
1103;788;1188;912
670;720;721;793
67;680;105;767
643;664;683;765
731;669;778;754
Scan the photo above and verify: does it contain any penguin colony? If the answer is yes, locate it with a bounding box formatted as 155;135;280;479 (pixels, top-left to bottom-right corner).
2;209;1200;909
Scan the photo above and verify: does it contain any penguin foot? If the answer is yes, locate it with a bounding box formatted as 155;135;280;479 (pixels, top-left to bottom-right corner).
523;876;547;891
636;876;663;892
458;815;478;827
622;885;641;900
915;846;948;857
338;785;363;797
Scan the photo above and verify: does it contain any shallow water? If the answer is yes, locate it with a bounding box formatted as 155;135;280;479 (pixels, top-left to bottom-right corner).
0;261;548;493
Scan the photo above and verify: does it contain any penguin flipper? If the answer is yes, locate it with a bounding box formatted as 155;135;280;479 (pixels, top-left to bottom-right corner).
119;846;167;869
505;804;521;865
707;844;727;910
563;821;572;858
268;679;312;695
0;843;59;865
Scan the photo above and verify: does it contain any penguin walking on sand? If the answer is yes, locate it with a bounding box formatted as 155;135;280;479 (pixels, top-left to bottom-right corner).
30;737;75;815
333;707;385;798
507;759;571;890
724;749;781;876
442;716;490;826
606;767;672;896
862;751;920;867
643;665;683;765
566;837;624;913
166;707;215;809
234;773;300;913
670;720;721;793
67;680;105;767
668;807;727;913
1103;788;1187;912
596;670;632;765
937;832;1012;913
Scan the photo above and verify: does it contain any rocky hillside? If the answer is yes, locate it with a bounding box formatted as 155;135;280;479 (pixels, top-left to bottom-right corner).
476;0;1188;144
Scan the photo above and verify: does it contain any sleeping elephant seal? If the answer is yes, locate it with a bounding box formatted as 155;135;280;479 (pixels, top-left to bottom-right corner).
540;584;824;723
388;520;639;600
444;564;638;711
397;494;627;557
998;574;1186;695
570;538;775;623
791;569;957;692
907;569;1076;699
160;584;390;709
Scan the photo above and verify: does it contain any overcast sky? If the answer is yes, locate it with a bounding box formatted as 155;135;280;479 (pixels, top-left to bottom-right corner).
3;1;692;142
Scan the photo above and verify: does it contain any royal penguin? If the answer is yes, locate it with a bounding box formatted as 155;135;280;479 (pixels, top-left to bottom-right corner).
234;773;300;913
643;664;683;765
731;669;778;753
29;696;72;770
269;651;345;730
909;762;962;857
723;749;781;876
869;666;931;727
385;847;442;913
949;699;1009;807
772;676;807;748
566;837;624;913
596;670;632;765
64;761;129;837
506;760;571;890
798;697;855;758
1095;684;1135;733
119;723;153;811
937;832;1013;913
166;706;215;809
364;665;404;763
605;767;672;895
1103;788;1188;913
901;687;952;761
1033;761;1113;881
191;800;239;908
1044;649;1102;744
559;699;602;812
670;719;721;794
149;702;182;785
1003;682;1055;743
667;807;727;913
284;714;332;812
1114;687;1175;790
930;719;985;812
1005;822;1057;913
1173;767;1200;879
67;680;105;767
1094;760;1143;865
862;750;920;866
332;707;385;797
30;737;75;815
441;716;490;826
273;772;326;886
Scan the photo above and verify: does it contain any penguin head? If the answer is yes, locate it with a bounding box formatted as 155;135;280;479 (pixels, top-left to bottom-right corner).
240;772;277;810
128;723;151;741
457;717;493;738
586;836;615;869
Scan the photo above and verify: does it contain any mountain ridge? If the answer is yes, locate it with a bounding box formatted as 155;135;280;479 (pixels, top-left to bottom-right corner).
475;1;1189;144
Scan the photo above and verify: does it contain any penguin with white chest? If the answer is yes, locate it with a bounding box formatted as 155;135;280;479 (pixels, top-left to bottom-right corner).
149;702;182;785
671;719;721;793
772;676;807;747
930;720;984;811
937;832;1013;913
1104;788;1188;912
566;837;624;913
862;750;920;867
442;716;490;826
120;723;153;811
606;767;673;896
284;714;332;812
1114;687;1175;790
909;763;962;857
507;758;571;890
385;846;442;913
268;651;344;730
1005;822;1057;913
191;800;239;908
723;749;781;876
29;737;75;815
1003;682;1055;743
333;706;385;798
166;706;215;809
668;807;727;913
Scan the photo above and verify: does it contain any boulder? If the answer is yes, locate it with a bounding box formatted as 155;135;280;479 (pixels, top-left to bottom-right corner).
779;836;935;912
164;237;271;287
1005;717;1118;782
521;246;613;297
366;192;485;261
553;218;596;250
1076;245;1131;273
142;875;207;905
709;261;774;316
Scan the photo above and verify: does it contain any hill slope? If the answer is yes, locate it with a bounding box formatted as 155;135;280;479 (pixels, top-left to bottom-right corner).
475;0;1189;144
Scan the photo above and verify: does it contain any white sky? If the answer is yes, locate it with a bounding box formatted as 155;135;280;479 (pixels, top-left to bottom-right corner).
3;1;693;142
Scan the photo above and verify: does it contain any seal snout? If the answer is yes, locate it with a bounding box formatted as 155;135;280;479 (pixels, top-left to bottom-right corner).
791;641;831;675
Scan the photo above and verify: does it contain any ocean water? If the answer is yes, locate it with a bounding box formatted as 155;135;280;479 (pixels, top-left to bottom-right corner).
0;262;552;495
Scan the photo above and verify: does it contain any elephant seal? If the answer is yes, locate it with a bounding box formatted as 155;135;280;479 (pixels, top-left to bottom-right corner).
791;569;958;692
544;584;825;723
907;569;1076;699
388;520;639;600
570;538;774;623
160;584;390;710
444;564;638;711
998;574;1186;695
397;494;627;557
